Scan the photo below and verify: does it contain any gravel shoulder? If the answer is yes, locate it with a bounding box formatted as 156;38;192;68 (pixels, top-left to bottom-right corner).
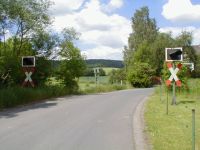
133;94;153;150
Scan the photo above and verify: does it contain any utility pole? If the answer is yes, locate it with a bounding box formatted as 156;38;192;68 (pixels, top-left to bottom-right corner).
172;62;176;105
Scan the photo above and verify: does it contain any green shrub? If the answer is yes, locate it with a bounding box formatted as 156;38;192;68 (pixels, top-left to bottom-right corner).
127;62;155;88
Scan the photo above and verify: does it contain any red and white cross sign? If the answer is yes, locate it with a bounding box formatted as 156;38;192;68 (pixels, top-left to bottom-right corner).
22;67;35;87
166;63;182;87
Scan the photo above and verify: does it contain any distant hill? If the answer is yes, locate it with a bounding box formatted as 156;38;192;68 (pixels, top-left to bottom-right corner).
51;59;124;68
86;59;124;68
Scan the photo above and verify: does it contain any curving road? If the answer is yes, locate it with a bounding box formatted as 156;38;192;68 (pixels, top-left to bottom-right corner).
0;88;153;150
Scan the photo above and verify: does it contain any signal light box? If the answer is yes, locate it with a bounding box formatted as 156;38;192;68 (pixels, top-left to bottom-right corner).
165;47;183;62
22;56;35;67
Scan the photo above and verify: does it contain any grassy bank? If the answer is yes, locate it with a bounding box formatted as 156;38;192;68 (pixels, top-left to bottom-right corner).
0;86;72;109
145;79;200;150
81;84;128;94
78;75;129;94
0;75;130;109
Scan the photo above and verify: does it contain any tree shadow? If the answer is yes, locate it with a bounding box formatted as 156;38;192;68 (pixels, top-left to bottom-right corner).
0;100;58;119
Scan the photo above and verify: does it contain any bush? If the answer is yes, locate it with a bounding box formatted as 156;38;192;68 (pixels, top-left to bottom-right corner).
0;55;52;88
109;69;126;84
127;62;155;88
32;57;52;86
0;55;23;88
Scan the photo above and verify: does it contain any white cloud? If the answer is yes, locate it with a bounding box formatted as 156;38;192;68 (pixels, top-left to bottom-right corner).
81;46;122;60
162;0;200;23
51;0;85;15
52;0;131;60
159;26;200;45
103;0;124;12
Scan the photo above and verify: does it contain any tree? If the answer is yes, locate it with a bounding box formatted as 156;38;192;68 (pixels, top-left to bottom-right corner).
128;6;158;50
0;0;52;56
150;32;175;75
175;31;197;64
57;28;86;90
124;7;158;87
124;6;158;71
0;0;53;88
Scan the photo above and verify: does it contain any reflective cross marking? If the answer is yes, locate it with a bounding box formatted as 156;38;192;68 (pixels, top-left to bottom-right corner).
166;63;182;87
25;72;33;82
22;67;35;87
168;67;179;82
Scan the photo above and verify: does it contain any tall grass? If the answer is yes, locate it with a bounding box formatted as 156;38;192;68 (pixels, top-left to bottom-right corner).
81;84;128;94
0;86;71;109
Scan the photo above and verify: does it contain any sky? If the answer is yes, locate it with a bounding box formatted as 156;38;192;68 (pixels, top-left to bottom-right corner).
50;0;200;60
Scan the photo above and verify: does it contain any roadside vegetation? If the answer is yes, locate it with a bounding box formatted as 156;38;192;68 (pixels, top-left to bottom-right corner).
123;7;200;88
0;0;85;109
145;79;200;150
125;7;200;150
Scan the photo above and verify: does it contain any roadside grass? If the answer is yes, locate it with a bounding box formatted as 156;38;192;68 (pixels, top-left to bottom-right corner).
78;76;130;94
81;84;128;94
145;79;200;150
0;75;130;109
79;76;109;84
0;85;71;109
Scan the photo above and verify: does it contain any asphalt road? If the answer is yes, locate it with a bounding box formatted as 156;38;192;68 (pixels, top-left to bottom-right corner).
0;88;153;150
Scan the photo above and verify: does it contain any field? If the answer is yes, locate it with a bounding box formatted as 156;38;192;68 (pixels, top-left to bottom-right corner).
102;67;119;75
145;79;200;150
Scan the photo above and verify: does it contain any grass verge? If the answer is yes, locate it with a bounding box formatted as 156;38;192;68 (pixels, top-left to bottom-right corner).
80;84;129;94
145;82;200;150
0;86;72;109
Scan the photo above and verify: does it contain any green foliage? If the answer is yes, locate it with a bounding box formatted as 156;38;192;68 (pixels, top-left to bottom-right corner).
192;55;200;78
0;0;52;56
133;41;151;63
84;68;106;76
124;6;198;88
57;41;86;90
150;33;175;75
109;69;126;84
128;6;158;50
127;62;155;88
33;57;52;86
0;55;22;88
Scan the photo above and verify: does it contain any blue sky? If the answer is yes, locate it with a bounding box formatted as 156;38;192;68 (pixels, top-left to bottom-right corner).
51;0;200;60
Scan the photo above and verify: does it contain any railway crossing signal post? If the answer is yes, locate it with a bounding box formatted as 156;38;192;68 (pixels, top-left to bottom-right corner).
165;48;183;105
93;67;100;85
22;56;36;87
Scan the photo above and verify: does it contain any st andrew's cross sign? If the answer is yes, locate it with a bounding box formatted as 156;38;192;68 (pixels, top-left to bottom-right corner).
166;63;182;87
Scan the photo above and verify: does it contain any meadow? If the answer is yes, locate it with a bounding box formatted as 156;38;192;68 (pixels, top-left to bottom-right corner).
145;79;200;150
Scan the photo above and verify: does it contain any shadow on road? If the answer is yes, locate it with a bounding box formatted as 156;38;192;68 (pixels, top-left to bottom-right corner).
0;101;57;119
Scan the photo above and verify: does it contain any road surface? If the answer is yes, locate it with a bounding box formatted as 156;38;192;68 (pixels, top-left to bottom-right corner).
0;88;153;150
